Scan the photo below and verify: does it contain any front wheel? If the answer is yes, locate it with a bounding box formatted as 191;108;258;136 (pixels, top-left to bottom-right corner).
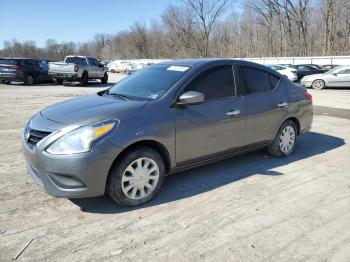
311;79;325;90
268;120;297;158
107;147;165;206
101;73;108;84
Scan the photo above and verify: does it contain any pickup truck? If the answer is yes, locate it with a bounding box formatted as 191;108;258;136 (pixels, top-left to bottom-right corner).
49;56;108;85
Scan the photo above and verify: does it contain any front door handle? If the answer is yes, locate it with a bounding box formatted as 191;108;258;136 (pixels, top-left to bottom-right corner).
277;102;288;108
226;110;240;116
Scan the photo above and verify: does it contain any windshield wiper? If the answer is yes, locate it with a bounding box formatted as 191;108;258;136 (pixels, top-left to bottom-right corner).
108;93;131;101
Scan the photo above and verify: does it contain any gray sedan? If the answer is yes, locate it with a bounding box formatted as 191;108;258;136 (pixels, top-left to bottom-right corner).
22;59;313;206
301;66;350;89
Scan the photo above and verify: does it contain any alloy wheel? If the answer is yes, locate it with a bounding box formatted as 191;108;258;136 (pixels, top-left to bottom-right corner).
312;80;324;90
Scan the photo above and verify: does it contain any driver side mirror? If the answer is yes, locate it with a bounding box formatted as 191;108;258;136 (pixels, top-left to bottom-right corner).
176;91;204;106
332;73;338;76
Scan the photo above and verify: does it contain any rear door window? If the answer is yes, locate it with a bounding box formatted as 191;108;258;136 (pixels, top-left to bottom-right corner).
241;66;271;94
269;74;280;89
88;58;97;66
337;69;350;74
185;65;235;101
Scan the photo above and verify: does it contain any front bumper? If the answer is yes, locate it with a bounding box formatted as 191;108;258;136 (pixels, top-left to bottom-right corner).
22;115;121;198
300;80;312;88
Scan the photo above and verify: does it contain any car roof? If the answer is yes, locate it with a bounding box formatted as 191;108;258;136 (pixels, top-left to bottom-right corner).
1;57;34;60
65;55;96;59
155;58;279;75
157;58;221;66
157;58;266;67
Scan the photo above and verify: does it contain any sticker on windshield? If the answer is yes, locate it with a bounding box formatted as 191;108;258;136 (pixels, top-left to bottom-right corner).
166;66;189;72
148;93;159;99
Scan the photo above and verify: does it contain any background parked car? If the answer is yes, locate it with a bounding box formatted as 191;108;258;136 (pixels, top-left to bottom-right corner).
289;64;326;81
49;56;108;85
265;64;298;82
301;66;350;89
99;60;111;66
126;63;147;74
321;64;339;71
107;61;131;73
0;58;52;85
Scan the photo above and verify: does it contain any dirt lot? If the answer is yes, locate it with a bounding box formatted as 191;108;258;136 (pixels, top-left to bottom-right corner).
1;75;350;262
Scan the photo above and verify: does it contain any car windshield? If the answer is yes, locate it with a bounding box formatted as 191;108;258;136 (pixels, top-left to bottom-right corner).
108;65;189;100
326;67;341;74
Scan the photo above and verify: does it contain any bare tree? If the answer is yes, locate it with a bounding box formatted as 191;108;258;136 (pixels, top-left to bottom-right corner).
183;0;230;57
1;0;350;60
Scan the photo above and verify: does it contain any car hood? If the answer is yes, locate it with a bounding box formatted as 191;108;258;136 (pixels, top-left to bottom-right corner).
302;73;325;80
40;93;147;126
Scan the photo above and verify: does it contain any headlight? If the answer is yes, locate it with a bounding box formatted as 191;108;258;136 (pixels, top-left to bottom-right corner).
46;119;117;155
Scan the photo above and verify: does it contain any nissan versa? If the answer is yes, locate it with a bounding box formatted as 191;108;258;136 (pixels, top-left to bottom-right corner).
22;59;313;206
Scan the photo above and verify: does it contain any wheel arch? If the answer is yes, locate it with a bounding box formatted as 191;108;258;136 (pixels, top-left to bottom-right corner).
271;116;301;143
311;78;326;87
107;139;172;184
286;116;301;135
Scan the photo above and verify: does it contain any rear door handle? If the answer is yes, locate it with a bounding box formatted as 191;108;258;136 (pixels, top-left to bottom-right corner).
277;102;288;108
226;110;240;116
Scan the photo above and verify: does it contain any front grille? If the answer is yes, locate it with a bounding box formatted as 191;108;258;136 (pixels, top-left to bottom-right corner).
27;128;52;146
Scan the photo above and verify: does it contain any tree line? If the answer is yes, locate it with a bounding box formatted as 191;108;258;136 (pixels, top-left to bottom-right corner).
1;0;349;61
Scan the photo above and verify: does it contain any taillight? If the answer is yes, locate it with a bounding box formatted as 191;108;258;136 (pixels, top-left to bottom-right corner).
14;61;21;69
74;65;79;72
304;92;312;102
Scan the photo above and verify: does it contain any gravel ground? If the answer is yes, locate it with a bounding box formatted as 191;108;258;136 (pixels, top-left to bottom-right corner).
0;75;349;262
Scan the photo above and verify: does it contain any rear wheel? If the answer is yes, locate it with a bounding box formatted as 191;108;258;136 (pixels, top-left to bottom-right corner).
268;120;297;158
80;72;88;85
56;79;64;85
101;73;108;84
24;74;34;85
110;69;115;73
107;147;165;206
311;79;325;90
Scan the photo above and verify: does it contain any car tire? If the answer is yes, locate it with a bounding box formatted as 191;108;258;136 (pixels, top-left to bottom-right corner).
267;120;297;158
107;146;165;206
24;74;35;85
56;79;64;85
101;73;108;84
311;79;325;90
110;69;115;73
80;72;89;85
